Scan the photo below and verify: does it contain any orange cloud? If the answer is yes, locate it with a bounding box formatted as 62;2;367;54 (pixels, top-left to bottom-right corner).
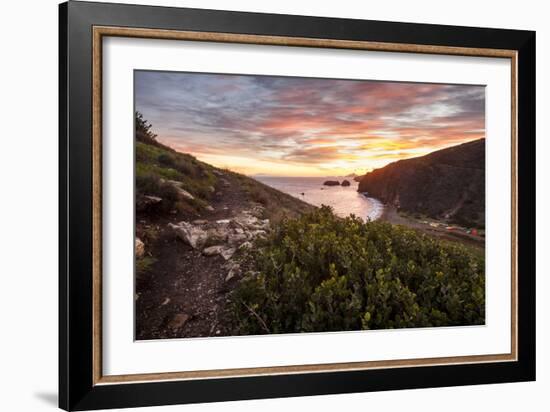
136;71;485;176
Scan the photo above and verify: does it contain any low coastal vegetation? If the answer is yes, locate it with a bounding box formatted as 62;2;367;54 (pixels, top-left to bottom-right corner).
230;206;485;334
135;113;485;338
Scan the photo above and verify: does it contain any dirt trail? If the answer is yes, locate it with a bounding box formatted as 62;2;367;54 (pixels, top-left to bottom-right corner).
135;174;254;340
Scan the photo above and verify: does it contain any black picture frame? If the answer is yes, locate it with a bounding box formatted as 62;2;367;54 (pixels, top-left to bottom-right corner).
59;1;536;410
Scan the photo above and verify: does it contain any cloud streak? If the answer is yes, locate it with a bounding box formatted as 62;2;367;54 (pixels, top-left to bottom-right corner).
135;71;485;176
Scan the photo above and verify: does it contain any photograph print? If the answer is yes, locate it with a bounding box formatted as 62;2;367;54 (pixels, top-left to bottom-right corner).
134;71;486;340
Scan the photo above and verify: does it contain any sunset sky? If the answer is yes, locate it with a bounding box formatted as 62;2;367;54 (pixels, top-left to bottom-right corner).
135;71;485;177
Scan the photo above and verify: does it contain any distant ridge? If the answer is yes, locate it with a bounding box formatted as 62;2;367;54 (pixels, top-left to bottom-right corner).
358;139;485;227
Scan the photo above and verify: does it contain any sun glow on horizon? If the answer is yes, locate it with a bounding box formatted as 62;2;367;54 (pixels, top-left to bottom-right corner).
137;71;485;176
163;138;471;177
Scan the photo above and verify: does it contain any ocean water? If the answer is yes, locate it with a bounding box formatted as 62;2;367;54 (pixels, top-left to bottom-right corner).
253;176;383;221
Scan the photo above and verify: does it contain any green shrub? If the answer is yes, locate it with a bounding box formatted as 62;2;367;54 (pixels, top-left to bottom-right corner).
157;153;176;168
135;133;218;210
136;256;157;277
230;206;485;335
136;171;181;212
135;111;158;144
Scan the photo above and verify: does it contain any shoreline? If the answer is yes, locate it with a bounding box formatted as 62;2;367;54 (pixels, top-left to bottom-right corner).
377;204;485;248
364;195;384;221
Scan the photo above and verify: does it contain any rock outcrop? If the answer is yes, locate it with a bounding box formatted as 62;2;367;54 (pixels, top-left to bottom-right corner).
202;245;236;260
136;195;162;212
168;207;270;258
323;180;340;186
168;221;208;249
358;139;485;227
161;179;195;200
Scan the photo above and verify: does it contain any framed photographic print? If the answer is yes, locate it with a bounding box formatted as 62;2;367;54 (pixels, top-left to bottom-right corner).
59;1;536;410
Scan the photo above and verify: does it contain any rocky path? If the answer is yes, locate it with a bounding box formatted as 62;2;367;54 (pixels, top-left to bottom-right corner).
135;173;270;340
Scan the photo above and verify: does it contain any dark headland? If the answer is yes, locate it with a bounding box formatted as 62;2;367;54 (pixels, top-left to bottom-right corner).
357;139;485;229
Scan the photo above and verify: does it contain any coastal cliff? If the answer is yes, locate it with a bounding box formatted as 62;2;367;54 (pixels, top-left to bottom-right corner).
358;139;485;228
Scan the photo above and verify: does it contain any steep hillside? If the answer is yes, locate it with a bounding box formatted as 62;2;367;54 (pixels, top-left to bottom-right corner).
358;139;485;228
134;113;314;339
135;118;313;227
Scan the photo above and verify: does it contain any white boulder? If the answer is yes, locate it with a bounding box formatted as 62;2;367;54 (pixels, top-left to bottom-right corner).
135;238;145;258
168;221;208;249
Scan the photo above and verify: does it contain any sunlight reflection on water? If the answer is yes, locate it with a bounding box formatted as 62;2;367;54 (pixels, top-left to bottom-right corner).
253;176;383;221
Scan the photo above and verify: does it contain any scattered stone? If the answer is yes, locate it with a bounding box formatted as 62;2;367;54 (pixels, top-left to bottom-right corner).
203;245;225;257
176;188;195;200
249;230;267;239
206;226;230;244
225;263;240;282
136;195;162;212
135;238;145;258
220;178;231;187
227;233;248;247
234;212;269;231
220;247;236;261
161;297;170;306
205;205;215;212
164;179;182;187
203;245;236;260
212;170;224;176
249;204;266;218
168;208;271;262
167;313;190;330
163;179;195;200
238;241;253;250
168;221;208;249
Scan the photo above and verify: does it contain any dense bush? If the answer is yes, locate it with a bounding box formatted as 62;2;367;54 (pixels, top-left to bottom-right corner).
230;206;485;335
135;111;158;144
136;171;180;212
